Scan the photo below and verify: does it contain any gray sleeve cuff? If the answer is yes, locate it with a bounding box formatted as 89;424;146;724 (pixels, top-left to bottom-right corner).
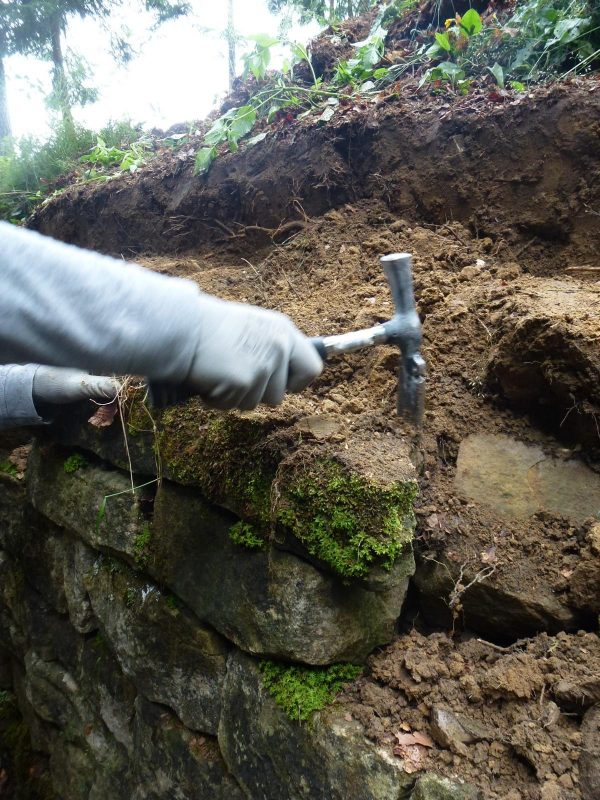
0;364;44;430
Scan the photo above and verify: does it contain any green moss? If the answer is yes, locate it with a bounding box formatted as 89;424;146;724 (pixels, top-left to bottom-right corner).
158;403;275;523
0;460;18;477
259;660;362;722
63;453;88;474
165;594;179;610
229;521;268;551
133;522;153;567
124;587;137;608
277;458;417;579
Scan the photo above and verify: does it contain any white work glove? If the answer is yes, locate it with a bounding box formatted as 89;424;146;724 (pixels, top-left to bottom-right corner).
32;366;120;406
185;296;323;411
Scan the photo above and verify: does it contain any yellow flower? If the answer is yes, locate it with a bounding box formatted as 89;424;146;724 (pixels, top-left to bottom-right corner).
444;18;454;28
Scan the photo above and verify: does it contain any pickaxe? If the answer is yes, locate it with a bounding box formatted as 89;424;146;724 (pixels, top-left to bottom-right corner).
150;252;426;424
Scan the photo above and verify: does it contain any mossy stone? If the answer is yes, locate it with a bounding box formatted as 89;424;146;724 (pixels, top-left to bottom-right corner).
219;650;415;800
275;455;417;580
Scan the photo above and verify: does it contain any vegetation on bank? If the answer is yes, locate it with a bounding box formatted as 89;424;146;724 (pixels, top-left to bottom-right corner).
0;0;598;222
194;0;599;172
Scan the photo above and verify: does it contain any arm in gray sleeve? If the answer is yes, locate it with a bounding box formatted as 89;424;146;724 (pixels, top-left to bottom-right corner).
0;222;201;382
0;364;43;430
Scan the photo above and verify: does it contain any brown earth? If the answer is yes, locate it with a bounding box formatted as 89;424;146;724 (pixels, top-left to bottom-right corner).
22;13;600;797
341;630;600;800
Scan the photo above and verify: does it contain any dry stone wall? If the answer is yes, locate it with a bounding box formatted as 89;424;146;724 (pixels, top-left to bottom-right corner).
0;402;481;799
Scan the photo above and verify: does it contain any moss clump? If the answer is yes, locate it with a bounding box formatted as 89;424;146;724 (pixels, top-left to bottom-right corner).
63;453;88;474
124;587;137;608
158;403;276;523
0;460;18;477
259;661;362;722
277;458;417;579
133;522;153;567
165;594;179;610
229;521;268;551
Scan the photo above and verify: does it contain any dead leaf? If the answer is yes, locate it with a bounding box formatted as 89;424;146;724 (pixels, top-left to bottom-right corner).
88;400;119;428
393;742;428;772
412;731;435;748
394;731;434;748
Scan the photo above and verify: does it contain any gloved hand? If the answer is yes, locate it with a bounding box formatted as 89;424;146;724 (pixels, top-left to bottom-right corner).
32;366;120;406
185;295;323;411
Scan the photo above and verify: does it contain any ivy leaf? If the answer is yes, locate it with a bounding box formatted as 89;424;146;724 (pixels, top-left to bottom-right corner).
250;33;279;48
290;42;309;62
229;105;257;141
204;118;228;147
194;146;217;175
246;132;268;148
488;62;505;88
439;61;464;80
434;32;452;51
460;9;482;36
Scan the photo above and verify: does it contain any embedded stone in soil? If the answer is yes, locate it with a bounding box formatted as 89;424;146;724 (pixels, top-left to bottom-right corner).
455;433;600;521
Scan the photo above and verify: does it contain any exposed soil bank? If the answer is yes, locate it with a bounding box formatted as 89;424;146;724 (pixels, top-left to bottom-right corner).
31;80;600;274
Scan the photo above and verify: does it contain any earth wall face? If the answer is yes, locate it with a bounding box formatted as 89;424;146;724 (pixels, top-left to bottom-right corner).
29;83;600;269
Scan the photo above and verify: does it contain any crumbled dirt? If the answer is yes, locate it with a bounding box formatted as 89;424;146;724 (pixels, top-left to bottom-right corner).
340;630;600;799
136;201;600;641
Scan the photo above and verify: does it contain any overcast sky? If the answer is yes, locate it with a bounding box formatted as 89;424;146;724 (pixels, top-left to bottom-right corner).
5;0;320;139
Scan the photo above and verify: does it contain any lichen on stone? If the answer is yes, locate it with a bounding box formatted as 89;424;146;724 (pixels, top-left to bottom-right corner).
276;456;417;579
258;661;362;722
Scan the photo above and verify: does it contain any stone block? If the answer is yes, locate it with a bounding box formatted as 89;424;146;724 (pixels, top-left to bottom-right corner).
219;650;414;800
150;481;409;664
414;554;577;640
27;442;152;564
131;696;245;800
85;561;229;734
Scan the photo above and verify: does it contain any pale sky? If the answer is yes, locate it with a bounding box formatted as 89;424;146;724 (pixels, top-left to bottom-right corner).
5;0;320;139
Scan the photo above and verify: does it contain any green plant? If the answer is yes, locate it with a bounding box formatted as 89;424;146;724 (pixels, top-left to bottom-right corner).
124;586;137;608
242;33;280;79
228;521;267;550
0;460;18;477
63;453;88;474
165;593;179;610
505;0;599;77
80;135;150;176
334;24;389;87
259;660;362;721
133;522;153;567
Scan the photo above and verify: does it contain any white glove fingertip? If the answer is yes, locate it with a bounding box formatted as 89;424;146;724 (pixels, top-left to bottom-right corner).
287;337;323;393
